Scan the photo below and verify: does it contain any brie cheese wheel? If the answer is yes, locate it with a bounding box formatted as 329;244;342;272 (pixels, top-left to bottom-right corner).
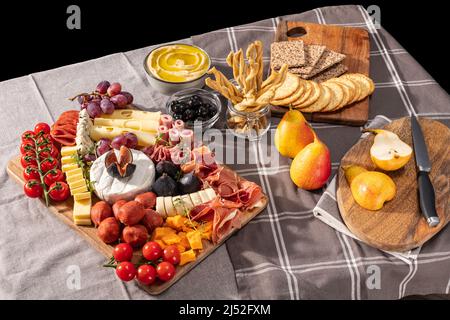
90;149;155;204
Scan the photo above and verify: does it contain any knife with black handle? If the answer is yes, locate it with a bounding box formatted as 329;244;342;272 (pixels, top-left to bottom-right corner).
411;116;440;227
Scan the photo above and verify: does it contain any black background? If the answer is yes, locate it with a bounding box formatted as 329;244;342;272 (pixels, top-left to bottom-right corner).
1;0;448;91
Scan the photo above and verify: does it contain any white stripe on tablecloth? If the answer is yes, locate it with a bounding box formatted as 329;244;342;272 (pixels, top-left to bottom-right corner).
226;28;236;52
375;80;437;88
313;8;326;24
335;231;357;300
342;234;362;300
398;258;417;299
446;278;450;294
254;142;300;299
236;163;340;177
358;5;417;117
251;209;314;223
316;7;327;24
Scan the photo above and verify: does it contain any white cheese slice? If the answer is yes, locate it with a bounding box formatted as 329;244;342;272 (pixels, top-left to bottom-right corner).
90;149;155;204
172;196;186;215
189;192;202;206
204;188;217;201
180;194;194;212
164;196;176;217
198;190;211;203
155;197;167;218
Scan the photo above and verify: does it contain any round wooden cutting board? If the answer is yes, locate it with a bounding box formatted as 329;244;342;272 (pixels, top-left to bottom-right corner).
337;117;450;252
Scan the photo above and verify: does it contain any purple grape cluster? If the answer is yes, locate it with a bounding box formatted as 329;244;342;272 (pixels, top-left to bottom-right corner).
72;81;134;118
111;132;138;150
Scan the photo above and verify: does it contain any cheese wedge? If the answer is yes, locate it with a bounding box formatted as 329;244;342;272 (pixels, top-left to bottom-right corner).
172;196;186;215
164;196;176;217
69;179;86;190
73;197;91;220
90;126;156;147
99;109;161;121
156;196;167;218
70;185;88;195
74;218;92;226
62;163;78;172
189;192;202;206
61;146;78;157
74;192;91;201
61;155;77;165
94;118;158;133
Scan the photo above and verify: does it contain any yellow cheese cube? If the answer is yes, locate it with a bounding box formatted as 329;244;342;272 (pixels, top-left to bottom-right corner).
177;232;191;250
152;227;176;240
65;167;83;176
61;146;78;157
62;163;78;172
186;230;203;250
66;173;84;184
74;218;92;226
73;192;91;201
176;244;186;253
73;198;91;220
70;185;88;195
199;222;213;241
161;233;181;245
180;249;196;266
68;179;86;190
61;155;76;165
165;215;188;231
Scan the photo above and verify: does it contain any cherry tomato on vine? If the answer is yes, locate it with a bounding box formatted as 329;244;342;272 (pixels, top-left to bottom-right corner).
163;245;181;265
34;123;51;135
21;154;37;168
137;265;157;285
39;144;59;160
21;130;35;143
48;182;70;202
40;157;59;172
23;165;40;181
44;169;64;186
113;243;134;262
156;261;176;282
142;241;163;261
115;261;136;282
23;180;43;198
20;141;35;155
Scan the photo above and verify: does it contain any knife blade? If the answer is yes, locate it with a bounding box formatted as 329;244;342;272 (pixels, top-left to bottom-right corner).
411;116;440;227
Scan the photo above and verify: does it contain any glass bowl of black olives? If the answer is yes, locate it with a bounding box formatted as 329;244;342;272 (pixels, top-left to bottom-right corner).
166;88;221;130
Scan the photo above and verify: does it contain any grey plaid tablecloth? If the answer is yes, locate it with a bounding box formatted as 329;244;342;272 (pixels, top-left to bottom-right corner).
0;5;449;300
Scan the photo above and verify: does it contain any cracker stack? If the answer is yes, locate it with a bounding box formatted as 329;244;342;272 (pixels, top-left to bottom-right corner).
270;41;347;82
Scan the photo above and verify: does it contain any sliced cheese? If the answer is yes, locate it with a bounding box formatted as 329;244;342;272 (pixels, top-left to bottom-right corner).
69;179;86;190
70;185;88;195
90;126;156;147
94;118;158;133
156;196;167;218
180;194;194;212
62;163;78;172
61;146;78;157
198;190;211;203
73;192;91;201
66;173;84;184
73;197;91;220
164;196;176;217
61;155;77;165
74;218;92;226
65;167;83;177
204;188;217;201
172;196;186;215
99;109;161;121
189;192;202;206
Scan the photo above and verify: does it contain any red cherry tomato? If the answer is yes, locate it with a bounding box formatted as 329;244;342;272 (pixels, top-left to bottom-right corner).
34;123;51;135
23;165;40;181
40;157;59;172
21;153;37;168
21;130;35;143
163;245;181;265
156;261;176;282
137;264;157;285
48;182;70;202
44;169;64;186
39;144;59;160
23;180;43;198
115;261;136;282
20;141;35;155
142;241;163;261
113;243;134;262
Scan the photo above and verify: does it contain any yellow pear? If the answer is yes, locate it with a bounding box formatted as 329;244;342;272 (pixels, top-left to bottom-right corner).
275;109;315;158
364;129;412;171
343;165;396;211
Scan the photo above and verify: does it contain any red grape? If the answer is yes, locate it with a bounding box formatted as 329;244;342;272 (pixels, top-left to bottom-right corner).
97;138;112;156
124;132;138;149
100;98;115;114
96;81;110;94
110;94;128;107
121;92;134;104
111;135;127;150
86;102;102;118
107;82;122;96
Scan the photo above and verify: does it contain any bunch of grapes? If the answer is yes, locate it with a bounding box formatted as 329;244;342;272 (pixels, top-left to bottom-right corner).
70;81;134;118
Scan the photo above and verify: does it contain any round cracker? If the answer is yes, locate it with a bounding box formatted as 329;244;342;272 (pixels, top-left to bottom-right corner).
294;81;321;108
299;85;331;113
271;80;305;106
321;82;344;112
327;78;357;107
341;74;372;101
292;80;313;106
272;73;300;100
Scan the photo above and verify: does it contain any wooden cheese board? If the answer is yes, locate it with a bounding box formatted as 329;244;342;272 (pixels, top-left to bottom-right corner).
273;20;370;126
7;156;268;295
337;117;450;251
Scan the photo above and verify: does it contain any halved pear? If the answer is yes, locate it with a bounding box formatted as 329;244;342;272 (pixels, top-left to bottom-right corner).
365;129;412;171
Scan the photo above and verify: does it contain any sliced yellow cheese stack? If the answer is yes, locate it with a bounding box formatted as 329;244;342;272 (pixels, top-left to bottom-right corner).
94;118;158;133
60;146;92;226
99;109;161;121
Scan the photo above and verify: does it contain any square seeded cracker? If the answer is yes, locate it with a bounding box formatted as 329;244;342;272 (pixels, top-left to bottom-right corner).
293;49;346;79
270;40;306;69
288;44;326;76
310;63;348;82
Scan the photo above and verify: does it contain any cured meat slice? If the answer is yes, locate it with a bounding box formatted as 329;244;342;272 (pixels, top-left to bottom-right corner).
51;110;80;146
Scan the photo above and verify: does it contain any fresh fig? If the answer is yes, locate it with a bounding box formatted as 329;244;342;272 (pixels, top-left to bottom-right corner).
152;173;178;196
178;172;201;194
156;160;179;179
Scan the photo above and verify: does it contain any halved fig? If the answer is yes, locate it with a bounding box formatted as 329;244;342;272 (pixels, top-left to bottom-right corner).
105;146;135;179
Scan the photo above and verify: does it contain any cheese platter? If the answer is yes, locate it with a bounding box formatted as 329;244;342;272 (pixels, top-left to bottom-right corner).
9;77;268;295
